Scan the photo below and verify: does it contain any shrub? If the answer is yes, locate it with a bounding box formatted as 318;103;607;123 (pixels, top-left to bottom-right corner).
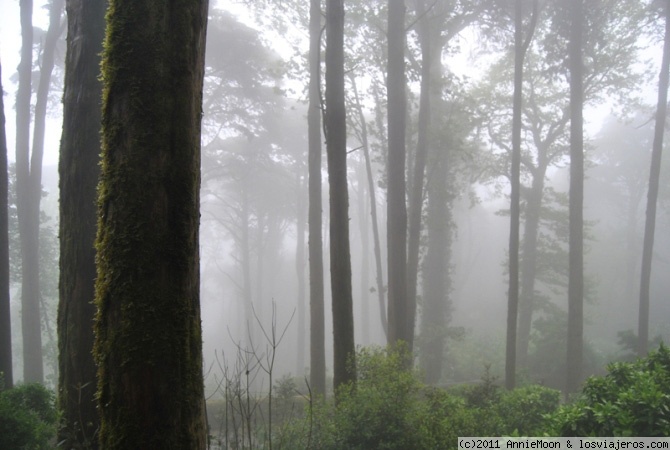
551;344;670;436
278;346;559;449
0;383;57;449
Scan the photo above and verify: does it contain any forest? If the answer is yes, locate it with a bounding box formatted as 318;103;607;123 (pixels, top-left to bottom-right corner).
1;0;670;448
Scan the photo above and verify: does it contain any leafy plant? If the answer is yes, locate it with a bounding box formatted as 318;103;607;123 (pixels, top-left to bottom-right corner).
0;383;57;449
551;344;670;436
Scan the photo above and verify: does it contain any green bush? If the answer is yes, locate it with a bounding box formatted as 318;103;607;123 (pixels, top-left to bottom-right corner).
277;346;559;449
0;383;57;449
551;344;670;436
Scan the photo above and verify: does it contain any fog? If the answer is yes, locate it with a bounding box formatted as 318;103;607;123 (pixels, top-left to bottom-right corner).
2;0;669;396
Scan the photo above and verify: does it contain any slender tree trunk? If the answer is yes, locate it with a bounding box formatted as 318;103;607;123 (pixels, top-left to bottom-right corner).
516;171;544;368
506;0;523;392
638;0;670;357
0;58;12;390
350;74;387;337
94;0;209;447
386;0;409;349
308;0;326;398
16;0;44;384
296;174;307;374
326;0;356;391
506;0;538;391
567;0;584;394
356;163;371;345
57;0;104;445
406;0;430;356
419;145;450;384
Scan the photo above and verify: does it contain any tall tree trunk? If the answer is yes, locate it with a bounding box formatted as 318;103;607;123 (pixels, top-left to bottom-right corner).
506;0;538;391
296;174;307;374
356;158;370;345
406;0;430;356
326;0;356;391
567;0;584;394
516;170;545;368
638;0;670;357
419;145;450;384
386;0;409;349
94;0;209;447
0;58;12;390
308;0;326;398
16;0;43;384
350;74;387;337
57;0;104;445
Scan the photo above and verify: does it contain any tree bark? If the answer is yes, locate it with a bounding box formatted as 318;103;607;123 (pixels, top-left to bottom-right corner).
94;0;209;447
57;0;105;445
326;0;356;391
386;0;409;349
567;0;584;395
0;58;12;390
308;0;326;398
638;0;670;357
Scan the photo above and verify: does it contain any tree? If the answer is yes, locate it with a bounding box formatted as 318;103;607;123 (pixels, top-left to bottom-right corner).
506;0;538;391
326;0;356;391
566;0;585;394
57;0;105;446
309;0;327;398
93;0;209;447
475;0;645;371
638;0;670;357
0;58;11;390
348;73;387;338
406;0;431;357
15;0;65;384
386;0;409;349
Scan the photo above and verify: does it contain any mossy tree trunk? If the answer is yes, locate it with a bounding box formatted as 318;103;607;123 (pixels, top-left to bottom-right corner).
94;0;209;448
326;0;356;391
0;58;12;390
57;0;105;446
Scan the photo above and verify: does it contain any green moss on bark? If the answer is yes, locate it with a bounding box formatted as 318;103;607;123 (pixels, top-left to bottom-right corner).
94;0;208;448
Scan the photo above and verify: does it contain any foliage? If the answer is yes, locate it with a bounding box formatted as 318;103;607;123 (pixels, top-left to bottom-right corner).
278;347;559;449
551;344;670;436
0;383;57;449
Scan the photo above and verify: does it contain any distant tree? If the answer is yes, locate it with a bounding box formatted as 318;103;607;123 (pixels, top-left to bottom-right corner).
639;0;670;357
16;0;65;384
475;0;646;371
566;0;585;394
93;0;209;447
326;0;356;391
348;73;387;338
506;0;538;391
406;0;430;357
386;0;409;349
309;0;327;398
0;58;11;390
57;0;105;446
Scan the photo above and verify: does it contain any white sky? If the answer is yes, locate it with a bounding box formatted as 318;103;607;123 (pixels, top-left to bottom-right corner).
1;0;60;167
